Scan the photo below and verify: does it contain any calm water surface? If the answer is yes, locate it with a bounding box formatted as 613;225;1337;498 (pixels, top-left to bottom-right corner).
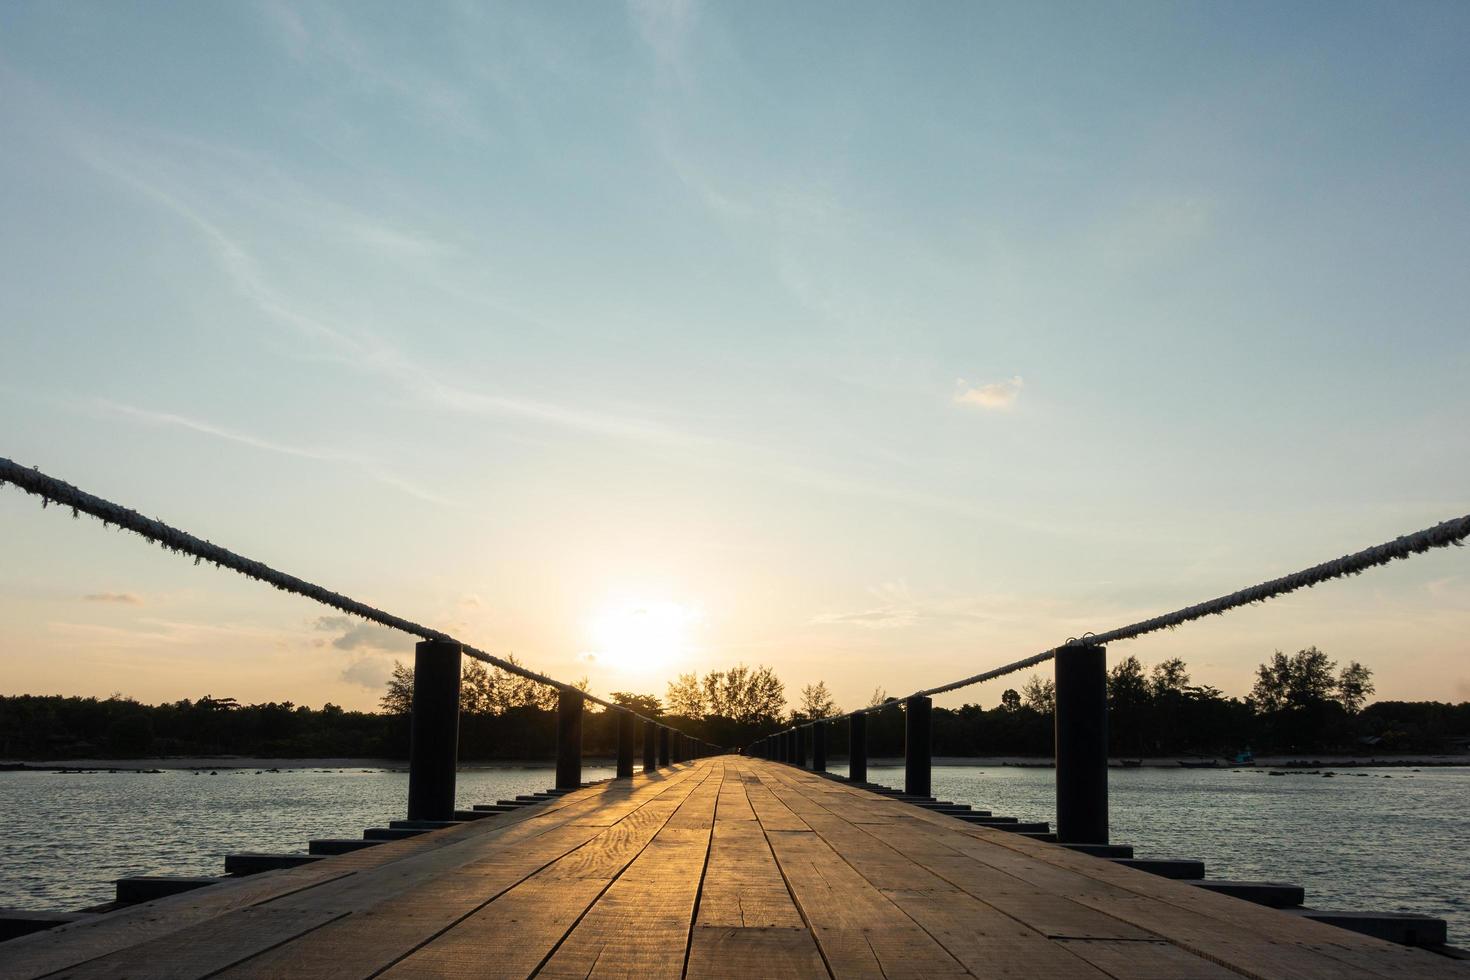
2;765;612;911
3;763;1466;944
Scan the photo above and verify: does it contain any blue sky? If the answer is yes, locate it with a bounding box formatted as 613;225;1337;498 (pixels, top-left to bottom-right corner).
2;1;1468;712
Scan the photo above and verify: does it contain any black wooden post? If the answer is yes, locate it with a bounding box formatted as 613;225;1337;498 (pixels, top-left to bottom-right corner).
1055;642;1109;844
849;712;868;784
796;725;808;769
556;688;583;791
643;720;657;773
812;720;827;772
905;695;932;798
616;711;635;778
407;639;462;821
673;732;684;764
658;726;671;767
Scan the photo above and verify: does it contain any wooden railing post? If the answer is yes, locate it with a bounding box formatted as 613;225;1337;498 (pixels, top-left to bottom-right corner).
1055;642;1109;844
812;720;827;772
643;720;657;773
658;726;671;767
556;688;583;791
849;713;868;783
407;639;462;821
616;710;635;778
905;695;932;798
795;725;808;769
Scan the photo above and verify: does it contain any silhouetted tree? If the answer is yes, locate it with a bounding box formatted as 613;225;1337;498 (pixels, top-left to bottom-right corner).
1020;675;1055;714
665;672;705;717
610;692;662;716
794;681;839;722
380;662;414;715
1338;661;1375;714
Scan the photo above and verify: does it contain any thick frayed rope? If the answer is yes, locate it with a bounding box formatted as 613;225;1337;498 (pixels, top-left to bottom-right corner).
777;512;1470;732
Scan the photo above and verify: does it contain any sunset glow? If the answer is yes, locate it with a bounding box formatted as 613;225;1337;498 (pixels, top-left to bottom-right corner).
585;599;702;675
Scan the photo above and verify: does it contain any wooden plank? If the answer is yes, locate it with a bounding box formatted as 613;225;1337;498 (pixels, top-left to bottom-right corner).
761;766;1154;944
534;771;723;979
761;763;1470;980
1054;939;1239;979
220;767;713;979
685;926;828;979
694;821;806;929
378;768;717;979
763;828;969;978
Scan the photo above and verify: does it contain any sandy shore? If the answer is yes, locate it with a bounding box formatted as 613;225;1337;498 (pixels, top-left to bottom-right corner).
0;756;619;772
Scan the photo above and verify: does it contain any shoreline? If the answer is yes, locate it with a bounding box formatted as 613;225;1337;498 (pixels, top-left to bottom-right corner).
0;756;619;773
5;753;1468;772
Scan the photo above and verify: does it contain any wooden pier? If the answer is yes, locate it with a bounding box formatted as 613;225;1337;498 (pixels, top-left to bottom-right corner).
2;757;1464;979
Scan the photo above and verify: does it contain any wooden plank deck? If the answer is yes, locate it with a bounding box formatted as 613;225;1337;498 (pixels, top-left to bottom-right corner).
2;757;1464;979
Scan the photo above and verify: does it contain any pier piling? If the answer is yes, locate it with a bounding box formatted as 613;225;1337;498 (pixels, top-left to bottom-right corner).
1055;642;1109;844
555;688;583;791
406;639;462;821
616;711;634;778
849;712;868;783
905;695;932;797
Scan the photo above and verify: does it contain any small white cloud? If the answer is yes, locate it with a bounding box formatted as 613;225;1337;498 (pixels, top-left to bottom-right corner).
314;616;411;653
955;376;1024;411
341;657;393;690
83;592;143;605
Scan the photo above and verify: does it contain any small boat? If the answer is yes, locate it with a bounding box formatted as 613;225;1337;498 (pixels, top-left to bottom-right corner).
1178;759;1219;768
1120;759;1143;768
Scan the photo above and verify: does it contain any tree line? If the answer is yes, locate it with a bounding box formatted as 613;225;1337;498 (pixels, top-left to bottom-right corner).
4;647;1468;761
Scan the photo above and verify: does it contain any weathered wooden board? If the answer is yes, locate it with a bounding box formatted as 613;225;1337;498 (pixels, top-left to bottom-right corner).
5;757;1465;980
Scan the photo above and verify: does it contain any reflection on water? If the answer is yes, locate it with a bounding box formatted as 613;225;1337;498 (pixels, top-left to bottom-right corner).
3;763;1466;944
1;766;612;911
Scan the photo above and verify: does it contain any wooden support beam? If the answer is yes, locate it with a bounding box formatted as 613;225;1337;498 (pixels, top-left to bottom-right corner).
849;712;867;783
1055;642;1108;844
556;688;583;791
811;721;827;772
642;719;658;773
616;710;635;778
407;639;462;821
905;695;932;798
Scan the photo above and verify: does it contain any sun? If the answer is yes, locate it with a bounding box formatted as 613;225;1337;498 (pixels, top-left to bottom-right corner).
585;599;701;674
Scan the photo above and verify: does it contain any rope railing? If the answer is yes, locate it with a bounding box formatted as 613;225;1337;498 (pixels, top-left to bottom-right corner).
0;456;675;732
795;511;1470;728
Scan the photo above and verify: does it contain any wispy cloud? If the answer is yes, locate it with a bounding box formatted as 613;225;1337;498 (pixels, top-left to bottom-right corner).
83;592;143;605
258;0;491;145
627;0;698;76
73;137;701;451
955;376;1024;411
93;399;455;507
